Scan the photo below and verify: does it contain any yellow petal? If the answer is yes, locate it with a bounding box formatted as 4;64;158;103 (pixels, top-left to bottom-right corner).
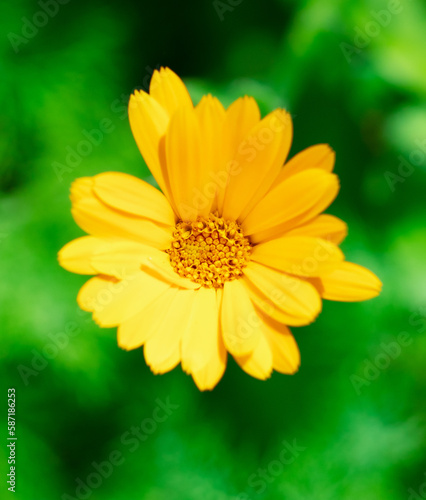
272;144;335;185
77;275;116;311
234;333;273;380
91;239;199;289
222;110;292;221
77;273;165;327
117;285;176;351
252;236;344;277
140;251;201;290
191;345;226;390
242;278;298;325
217;96;260;212
221;279;261;356
285;214;348;245
194;95;226;215
70;177;173;250
315;262;382;302
70;176;92;204
93;172;175;226
181;287;219;373
58;236;103;275
128;90;175;207
165;106;205;221
243;169;340;241
148;345;181;374
262;317;300;374
144;289;197;373
243;261;322;326
190;287;227;390
149;67;193;116
90;240;158;278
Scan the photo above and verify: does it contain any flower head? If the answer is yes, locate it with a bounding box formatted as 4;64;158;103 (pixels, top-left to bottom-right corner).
58;67;382;390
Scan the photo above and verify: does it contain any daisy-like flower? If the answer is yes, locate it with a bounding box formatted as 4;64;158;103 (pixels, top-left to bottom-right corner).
58;68;381;390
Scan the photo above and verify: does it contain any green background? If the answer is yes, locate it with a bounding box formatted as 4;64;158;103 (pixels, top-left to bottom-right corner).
1;0;426;498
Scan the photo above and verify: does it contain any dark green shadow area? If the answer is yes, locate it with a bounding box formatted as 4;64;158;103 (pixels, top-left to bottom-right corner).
1;0;426;498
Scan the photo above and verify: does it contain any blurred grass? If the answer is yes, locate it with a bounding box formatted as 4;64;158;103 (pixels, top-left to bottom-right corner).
1;0;426;499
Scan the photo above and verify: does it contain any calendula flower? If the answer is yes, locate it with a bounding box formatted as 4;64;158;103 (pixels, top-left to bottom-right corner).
58;67;381;390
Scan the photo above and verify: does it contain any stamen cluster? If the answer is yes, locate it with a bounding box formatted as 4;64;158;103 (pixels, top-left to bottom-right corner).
167;213;252;288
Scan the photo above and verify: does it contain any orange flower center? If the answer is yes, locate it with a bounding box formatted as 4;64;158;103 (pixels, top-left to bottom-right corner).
167;213;252;289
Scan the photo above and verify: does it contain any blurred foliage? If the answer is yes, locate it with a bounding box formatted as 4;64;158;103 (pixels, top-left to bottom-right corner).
1;0;426;498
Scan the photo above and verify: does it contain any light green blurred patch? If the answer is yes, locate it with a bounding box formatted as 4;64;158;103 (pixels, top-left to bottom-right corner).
388;224;426;308
384;106;426;156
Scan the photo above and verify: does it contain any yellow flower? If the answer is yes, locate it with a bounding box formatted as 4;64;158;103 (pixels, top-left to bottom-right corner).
58;67;382;390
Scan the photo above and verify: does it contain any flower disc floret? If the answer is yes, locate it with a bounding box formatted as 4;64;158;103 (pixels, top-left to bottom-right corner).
167;213;252;288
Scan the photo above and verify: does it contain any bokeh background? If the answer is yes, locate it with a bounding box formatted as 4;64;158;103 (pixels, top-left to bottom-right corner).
1;0;426;498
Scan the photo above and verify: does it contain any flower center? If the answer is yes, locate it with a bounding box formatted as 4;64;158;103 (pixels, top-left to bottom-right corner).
167;213;252;289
